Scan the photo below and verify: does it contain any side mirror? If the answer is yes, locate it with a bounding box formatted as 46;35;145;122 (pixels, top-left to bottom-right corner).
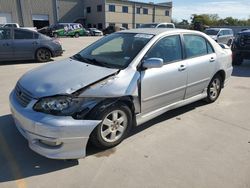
142;58;164;69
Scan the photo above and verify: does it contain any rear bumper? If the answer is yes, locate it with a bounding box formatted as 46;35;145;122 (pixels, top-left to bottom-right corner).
9;91;101;159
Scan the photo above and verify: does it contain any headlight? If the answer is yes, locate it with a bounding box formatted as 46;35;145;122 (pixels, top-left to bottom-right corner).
34;95;86;116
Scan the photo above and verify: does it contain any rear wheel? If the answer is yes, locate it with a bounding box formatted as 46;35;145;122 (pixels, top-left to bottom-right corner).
74;32;80;38
89;103;132;149
36;48;51;62
205;75;222;103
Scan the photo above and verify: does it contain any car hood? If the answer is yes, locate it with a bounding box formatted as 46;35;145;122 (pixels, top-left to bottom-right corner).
18;58;119;98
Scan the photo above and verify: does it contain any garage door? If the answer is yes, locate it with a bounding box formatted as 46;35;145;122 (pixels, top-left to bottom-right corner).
32;14;49;29
0;13;12;24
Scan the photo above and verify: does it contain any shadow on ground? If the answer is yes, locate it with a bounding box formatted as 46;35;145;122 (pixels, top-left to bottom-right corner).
0;115;78;183
87;100;207;156
0;100;206;182
232;61;250;77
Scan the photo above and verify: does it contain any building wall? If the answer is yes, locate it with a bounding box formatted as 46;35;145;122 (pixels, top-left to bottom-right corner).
0;0;21;24
83;0;105;28
58;0;85;23
105;0;172;29
20;0;55;26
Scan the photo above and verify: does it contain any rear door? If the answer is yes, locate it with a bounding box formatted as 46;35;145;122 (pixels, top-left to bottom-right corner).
13;29;37;60
0;28;13;61
183;34;216;98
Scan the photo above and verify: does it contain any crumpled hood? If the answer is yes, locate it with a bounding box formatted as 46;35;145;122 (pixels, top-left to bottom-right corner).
18;58;119;98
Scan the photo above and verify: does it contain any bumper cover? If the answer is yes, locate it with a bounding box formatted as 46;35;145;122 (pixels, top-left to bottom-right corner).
9;91;101;159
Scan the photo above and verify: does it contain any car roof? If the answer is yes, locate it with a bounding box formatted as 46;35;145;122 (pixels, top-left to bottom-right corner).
119;28;198;36
207;28;232;31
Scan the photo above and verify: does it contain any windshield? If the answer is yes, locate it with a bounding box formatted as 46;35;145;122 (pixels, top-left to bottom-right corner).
139;24;158;28
205;29;219;35
72;33;154;69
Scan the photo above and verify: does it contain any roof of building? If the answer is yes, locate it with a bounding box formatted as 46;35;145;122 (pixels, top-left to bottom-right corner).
108;0;172;8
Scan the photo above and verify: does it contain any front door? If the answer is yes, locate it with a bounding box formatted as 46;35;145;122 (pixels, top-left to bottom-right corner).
141;35;187;114
0;28;13;61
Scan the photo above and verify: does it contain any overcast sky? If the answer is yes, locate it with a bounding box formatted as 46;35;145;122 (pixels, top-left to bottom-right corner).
137;0;250;21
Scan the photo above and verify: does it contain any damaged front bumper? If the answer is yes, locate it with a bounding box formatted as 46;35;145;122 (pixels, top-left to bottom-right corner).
9;91;101;159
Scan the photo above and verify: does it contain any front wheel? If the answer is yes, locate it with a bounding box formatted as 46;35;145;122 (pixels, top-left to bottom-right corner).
89;103;132;149
205;75;222;103
36;48;51;62
74;32;80;38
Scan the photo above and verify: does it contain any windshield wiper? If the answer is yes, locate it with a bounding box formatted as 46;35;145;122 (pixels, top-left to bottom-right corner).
72;54;114;68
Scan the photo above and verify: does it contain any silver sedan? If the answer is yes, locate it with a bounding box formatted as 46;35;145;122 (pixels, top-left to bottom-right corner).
9;29;233;159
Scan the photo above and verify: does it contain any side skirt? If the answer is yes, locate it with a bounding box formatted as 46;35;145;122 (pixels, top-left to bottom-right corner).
136;91;207;126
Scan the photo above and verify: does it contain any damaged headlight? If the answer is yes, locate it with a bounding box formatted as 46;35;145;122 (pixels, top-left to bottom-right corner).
33;95;100;116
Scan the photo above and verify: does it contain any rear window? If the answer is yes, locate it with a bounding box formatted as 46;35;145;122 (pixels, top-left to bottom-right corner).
14;29;33;39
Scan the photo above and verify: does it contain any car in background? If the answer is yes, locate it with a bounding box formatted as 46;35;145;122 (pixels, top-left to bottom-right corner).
2;23;37;31
138;23;175;29
88;28;103;36
103;26;126;35
9;28;232;159
0;27;63;62
38;23;89;38
231;29;250;65
205;28;234;46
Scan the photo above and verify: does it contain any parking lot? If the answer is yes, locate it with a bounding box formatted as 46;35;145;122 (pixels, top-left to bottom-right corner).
0;36;250;188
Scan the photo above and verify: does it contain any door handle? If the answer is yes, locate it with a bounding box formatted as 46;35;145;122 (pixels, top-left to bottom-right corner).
178;65;186;71
209;57;215;62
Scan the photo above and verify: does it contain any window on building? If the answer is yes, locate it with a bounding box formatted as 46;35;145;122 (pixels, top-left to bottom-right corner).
87;7;91;13
136;7;140;14
98;23;103;30
109;5;115;12
136;24;140;28
143;8;148;14
165;10;170;16
97;5;102;12
87;23;92;28
122;6;128;13
109;23;115;27
122;23;128;29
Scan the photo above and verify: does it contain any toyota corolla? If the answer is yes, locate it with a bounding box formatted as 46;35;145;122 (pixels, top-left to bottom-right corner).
9;29;233;159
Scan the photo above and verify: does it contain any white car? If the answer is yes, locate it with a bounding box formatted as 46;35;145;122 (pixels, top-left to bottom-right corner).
205;28;234;46
139;23;175;29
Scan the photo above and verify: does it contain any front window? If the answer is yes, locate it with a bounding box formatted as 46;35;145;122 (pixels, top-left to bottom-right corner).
73;33;154;69
143;8;148;14
0;28;11;40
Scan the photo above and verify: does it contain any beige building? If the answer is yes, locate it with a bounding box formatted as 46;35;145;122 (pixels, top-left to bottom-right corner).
84;0;172;29
0;0;172;29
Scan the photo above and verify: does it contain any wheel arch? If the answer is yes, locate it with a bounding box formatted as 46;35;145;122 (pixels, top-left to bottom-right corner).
35;46;54;57
214;69;226;87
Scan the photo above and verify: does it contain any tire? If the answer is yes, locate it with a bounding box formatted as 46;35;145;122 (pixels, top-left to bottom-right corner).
205;74;222;103
53;33;58;38
36;48;51;62
89;102;132;149
74;32;80;38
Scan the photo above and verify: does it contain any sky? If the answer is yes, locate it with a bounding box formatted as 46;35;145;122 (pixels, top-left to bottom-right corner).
136;0;250;21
